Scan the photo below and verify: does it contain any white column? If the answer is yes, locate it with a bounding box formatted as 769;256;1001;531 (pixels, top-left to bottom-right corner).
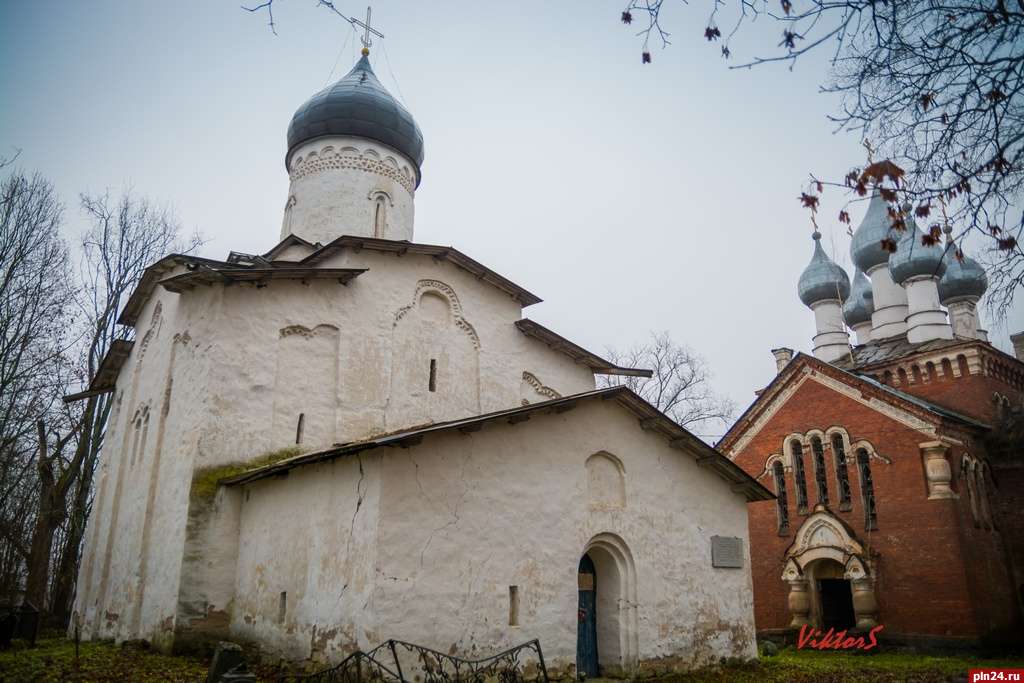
851;322;872;346
867;264;908;340
904;278;953;343
811;301;852;363
946;299;980;340
771;347;794;373
1012;332;1024;361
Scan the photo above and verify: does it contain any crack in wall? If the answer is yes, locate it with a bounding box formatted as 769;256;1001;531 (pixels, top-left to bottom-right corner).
418;452;472;568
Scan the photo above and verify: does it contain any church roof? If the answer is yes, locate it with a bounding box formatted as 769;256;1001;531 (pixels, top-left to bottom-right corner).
287;54;424;178
295;235;544;306
117;254;239;326
718;352;989;457
220;386;774;501
63;339;134;403
116;252;369;327
514;319;652;377
831;336;970;372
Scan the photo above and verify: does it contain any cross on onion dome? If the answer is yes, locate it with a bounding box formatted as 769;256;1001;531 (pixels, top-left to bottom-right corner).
350;6;384;55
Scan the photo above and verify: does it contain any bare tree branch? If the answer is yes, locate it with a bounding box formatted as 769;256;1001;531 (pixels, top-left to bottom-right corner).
597;331;736;438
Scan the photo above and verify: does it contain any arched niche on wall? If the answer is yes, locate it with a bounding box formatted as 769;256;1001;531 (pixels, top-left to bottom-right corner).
388;280;481;428
585;451;626;510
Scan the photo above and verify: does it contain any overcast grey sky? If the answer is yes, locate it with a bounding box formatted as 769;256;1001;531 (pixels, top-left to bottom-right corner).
2;1;1021;437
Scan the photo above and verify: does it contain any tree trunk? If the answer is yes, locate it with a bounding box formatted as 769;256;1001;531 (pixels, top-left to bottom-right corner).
24;487;62;610
50;475;90;626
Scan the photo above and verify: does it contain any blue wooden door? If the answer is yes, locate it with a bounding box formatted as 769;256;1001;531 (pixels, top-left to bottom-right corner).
577;554;599;678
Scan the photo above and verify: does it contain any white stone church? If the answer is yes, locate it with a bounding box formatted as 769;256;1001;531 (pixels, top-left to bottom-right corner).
71;49;770;675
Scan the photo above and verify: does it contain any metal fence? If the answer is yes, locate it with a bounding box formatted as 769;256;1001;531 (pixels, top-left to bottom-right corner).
279;638;549;683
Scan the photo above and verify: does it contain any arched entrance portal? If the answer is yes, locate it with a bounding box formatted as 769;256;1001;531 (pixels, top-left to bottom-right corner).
576;555;598;678
576;534;638;677
782;507;878;630
806;558;856;630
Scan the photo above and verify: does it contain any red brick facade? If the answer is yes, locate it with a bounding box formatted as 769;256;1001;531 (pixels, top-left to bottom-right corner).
722;344;1023;644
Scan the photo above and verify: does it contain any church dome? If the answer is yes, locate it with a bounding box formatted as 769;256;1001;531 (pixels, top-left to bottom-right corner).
843;268;874;326
850;192;894;273
938;250;987;302
798;231;851;307
286;54;424;174
888;213;946;284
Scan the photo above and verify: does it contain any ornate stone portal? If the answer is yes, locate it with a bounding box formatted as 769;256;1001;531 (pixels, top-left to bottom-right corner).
781;506;878;629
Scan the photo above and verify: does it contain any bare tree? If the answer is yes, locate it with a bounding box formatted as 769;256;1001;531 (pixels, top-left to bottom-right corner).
597;331;735;437
622;1;1024;318
0;171;75;606
0;174;201;622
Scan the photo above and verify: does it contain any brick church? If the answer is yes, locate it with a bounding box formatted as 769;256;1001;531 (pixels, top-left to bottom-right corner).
720;190;1024;647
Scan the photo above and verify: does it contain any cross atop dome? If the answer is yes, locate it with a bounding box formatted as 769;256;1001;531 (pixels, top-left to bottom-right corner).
350;5;383;55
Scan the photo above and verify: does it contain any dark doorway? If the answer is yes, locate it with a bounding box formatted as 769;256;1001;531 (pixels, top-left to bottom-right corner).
819;578;856;630
577;554;598;678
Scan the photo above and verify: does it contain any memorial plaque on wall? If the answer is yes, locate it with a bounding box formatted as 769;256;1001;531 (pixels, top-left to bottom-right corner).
711;536;743;568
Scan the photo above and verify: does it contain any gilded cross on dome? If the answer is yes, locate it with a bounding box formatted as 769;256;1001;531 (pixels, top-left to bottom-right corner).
350;6;384;54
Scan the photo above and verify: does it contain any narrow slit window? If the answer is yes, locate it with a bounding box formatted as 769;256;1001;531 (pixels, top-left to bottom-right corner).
295;413;305;444
832;434;852;510
429;359;437;392
856;448;877;530
278;591;287;623
773;461;789;535
790;440;808;513
811;437;829;505
508;585;519;626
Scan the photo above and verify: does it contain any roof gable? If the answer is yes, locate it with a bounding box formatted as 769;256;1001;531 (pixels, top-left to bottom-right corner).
718;353;986;458
298;235;543;306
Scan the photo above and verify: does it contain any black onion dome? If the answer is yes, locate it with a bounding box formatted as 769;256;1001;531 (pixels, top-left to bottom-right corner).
287;54;424;176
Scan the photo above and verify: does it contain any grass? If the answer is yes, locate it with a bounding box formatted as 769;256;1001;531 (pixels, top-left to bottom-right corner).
661;646;1024;682
0;637;208;682
3;639;1022;682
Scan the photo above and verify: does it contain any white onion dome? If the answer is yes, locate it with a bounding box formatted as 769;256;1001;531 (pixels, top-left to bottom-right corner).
850;192;894;272
938;250;988;302
843;268;875;327
888;211;947;284
799;231;851;307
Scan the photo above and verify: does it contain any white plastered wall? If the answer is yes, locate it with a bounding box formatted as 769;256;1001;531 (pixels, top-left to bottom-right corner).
283;136;418;244
74;250;597;649
73;280;222;648
230;399;757;672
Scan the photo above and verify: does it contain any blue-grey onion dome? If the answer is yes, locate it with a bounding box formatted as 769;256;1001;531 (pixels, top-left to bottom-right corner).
850;192;895;272
286;54;425;179
938;250;988;302
799;231;851;307
843;268;875;326
888;212;947;284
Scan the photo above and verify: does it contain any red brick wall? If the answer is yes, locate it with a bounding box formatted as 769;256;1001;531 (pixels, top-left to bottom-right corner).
884;364;1023;425
732;370;1019;639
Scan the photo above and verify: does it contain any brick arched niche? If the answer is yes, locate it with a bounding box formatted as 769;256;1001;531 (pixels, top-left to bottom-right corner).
781;506;878;630
581;533;639;675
